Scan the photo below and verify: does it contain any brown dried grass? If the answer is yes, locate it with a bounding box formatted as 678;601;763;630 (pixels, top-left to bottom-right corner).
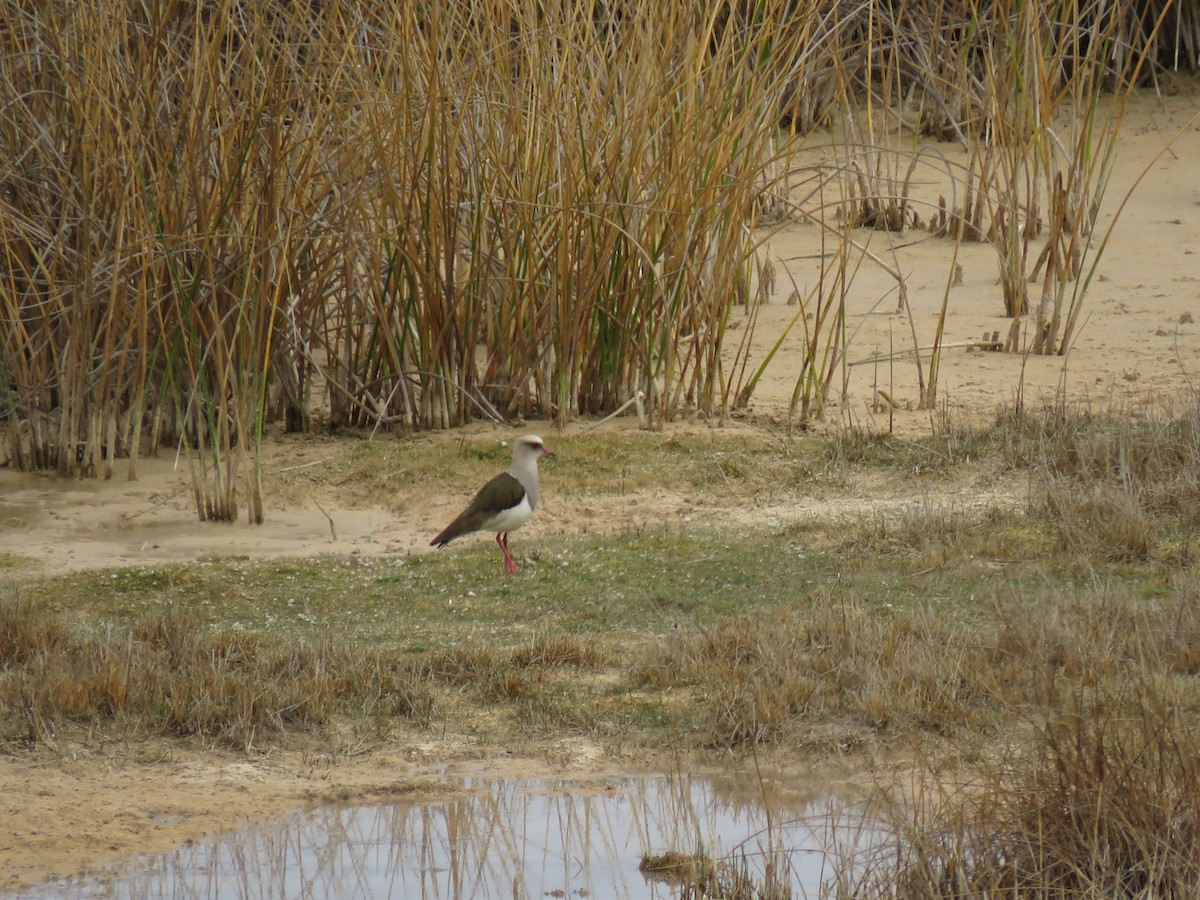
0;599;432;748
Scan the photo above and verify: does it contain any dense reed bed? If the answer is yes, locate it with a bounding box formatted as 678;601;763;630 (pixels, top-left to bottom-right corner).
1;0;1195;518
0;0;810;497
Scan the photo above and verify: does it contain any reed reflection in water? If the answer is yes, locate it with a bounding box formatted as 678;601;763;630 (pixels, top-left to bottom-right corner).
32;772;881;899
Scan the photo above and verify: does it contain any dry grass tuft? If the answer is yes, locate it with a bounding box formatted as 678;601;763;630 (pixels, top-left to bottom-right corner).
1012;403;1200;518
997;399;1200;560
1035;480;1159;560
848;502;1017;569
849;579;1200;895
508;633;603;670
0;600;432;747
421;632;603;703
639;850;719;895
637;590;1000;748
868;678;1200;897
996;583;1200;684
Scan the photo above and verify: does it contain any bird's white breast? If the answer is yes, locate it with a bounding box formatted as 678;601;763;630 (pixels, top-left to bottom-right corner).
482;495;534;533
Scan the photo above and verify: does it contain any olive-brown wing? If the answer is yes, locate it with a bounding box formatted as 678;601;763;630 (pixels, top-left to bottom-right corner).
430;471;526;546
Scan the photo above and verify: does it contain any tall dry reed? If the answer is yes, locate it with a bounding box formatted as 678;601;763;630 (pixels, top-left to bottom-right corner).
0;0;810;514
1;0;1194;519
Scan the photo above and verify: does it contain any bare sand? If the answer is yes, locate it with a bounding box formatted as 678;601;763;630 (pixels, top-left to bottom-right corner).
2;84;1199;892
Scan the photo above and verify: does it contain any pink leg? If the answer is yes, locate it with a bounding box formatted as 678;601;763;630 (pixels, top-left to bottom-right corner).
496;532;520;574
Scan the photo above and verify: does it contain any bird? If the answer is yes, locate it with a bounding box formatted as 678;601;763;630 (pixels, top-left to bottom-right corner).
430;434;553;573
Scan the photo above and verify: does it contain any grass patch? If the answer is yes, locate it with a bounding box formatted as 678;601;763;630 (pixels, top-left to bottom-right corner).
0;554;28;570
266;430;824;515
3;513;1193;754
0;599;434;749
636;590;1011;749
8;405;1200;750
859;672;1200;896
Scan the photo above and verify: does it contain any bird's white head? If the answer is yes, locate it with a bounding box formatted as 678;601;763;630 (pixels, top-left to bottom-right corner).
514;434;553;460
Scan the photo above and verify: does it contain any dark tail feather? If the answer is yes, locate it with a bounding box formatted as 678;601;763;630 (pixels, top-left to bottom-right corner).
431;512;481;547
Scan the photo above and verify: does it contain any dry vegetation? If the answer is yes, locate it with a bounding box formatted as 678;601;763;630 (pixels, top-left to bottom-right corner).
853;597;1200;896
0;598;435;747
5;0;1200;895
1;0;813;507
3;0;1196;519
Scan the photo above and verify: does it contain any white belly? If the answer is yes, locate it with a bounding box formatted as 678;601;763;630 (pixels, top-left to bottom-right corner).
482;496;534;534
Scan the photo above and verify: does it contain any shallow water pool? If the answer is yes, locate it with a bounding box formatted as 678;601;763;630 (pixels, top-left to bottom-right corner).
28;771;882;898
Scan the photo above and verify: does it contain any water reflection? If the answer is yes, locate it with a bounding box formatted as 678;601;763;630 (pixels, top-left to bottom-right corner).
30;773;881;899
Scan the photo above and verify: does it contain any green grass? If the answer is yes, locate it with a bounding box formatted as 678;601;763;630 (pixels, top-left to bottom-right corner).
0;554;28;571
4;506;1191;750
10;522;1047;648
